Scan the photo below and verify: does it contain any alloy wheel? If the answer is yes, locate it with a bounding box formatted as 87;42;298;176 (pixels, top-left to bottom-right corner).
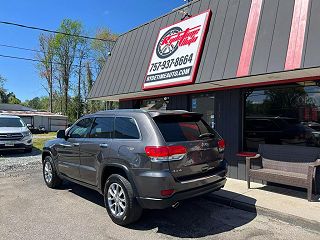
44;161;53;183
107;183;127;217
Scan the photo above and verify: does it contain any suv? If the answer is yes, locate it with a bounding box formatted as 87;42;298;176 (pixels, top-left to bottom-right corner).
42;110;227;225
0;115;33;152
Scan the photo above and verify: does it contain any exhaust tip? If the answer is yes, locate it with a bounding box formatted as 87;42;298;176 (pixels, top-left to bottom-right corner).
172;202;180;208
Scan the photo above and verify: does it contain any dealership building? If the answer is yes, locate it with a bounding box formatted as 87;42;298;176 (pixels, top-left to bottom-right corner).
89;0;320;180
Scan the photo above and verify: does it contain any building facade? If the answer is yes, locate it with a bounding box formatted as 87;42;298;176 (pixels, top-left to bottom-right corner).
89;0;320;180
0;104;68;132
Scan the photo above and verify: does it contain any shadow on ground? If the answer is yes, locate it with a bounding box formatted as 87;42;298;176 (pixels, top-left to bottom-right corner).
258;184;320;202
61;181;257;238
0;149;42;158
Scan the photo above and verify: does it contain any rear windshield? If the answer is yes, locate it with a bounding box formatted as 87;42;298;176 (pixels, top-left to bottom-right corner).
0;118;25;127
153;114;219;142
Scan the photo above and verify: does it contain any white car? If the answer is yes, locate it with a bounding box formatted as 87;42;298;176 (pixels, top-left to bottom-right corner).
0;115;33;152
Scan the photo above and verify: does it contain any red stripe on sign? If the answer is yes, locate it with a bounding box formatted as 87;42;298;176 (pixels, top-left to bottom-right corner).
236;0;263;77
285;0;310;70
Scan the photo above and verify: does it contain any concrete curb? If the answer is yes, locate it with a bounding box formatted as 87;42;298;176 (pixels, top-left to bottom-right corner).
205;193;320;233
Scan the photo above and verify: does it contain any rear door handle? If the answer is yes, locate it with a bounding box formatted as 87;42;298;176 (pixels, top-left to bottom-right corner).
60;143;72;147
99;143;109;148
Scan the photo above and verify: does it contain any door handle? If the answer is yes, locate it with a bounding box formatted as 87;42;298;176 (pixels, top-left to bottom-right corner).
99;143;109;148
60;143;72;147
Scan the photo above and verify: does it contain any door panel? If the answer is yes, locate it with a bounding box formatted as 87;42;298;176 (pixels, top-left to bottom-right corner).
79;139;112;185
56;118;93;180
79;117;114;185
56;138;82;179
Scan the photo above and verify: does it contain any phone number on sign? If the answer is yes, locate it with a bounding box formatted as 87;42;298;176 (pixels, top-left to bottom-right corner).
149;54;194;73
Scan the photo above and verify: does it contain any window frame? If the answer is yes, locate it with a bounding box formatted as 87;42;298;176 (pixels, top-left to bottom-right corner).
113;116;142;141
243;82;320;151
88;116;115;139
67;117;94;139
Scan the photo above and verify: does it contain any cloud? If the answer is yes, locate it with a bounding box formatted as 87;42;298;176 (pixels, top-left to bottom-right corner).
103;10;110;15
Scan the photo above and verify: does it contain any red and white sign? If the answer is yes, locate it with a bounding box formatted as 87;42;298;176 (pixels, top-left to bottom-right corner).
143;10;211;90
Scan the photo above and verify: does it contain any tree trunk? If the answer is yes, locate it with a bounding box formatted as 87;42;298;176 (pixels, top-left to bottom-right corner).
77;60;82;119
63;78;68;115
49;62;53;113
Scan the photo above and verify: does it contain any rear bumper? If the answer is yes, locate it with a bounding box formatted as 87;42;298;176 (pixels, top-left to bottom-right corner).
137;177;226;209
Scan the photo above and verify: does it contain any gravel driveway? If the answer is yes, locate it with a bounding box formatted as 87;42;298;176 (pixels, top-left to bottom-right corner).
0;150;42;173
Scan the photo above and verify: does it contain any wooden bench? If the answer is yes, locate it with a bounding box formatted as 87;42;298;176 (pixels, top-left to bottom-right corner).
246;144;320;201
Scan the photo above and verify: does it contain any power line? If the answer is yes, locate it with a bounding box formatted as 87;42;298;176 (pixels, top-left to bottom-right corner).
0;21;117;43
0;53;100;71
0;43;98;62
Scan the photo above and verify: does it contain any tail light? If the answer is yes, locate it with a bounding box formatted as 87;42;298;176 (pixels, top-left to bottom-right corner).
160;189;175;197
218;139;225;152
145;145;187;162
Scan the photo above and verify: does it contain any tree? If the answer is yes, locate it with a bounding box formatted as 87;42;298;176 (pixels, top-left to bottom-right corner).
91;28;118;111
23;96;48;110
75;37;89;119
7;92;21;104
36;33;55;112
52;19;83;115
0;74;6;103
91;28;118;73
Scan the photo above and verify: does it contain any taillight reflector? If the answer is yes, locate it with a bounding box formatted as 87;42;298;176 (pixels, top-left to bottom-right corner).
145;145;187;161
145;146;169;157
160;189;175;197
218;139;225;151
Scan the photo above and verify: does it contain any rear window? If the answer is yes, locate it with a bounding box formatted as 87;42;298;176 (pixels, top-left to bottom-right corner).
153;114;219;142
0;118;25;127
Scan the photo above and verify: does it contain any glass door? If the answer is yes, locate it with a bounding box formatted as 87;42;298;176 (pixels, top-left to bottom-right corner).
191;93;215;129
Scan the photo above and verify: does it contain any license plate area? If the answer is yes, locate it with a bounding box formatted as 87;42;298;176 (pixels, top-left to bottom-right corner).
5;142;15;147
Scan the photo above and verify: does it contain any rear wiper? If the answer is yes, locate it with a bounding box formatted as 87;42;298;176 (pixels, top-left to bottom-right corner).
198;133;215;139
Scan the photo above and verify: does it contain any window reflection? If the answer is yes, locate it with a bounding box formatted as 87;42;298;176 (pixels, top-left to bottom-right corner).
244;82;320;151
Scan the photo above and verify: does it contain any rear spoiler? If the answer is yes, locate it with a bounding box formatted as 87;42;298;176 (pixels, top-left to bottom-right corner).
148;111;203;118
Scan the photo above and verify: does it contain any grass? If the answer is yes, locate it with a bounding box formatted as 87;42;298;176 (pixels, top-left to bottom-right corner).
32;132;57;151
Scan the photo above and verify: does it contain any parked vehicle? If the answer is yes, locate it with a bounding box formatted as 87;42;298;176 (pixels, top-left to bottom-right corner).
27;124;48;134
42;109;227;225
244;116;314;150
0;115;33;152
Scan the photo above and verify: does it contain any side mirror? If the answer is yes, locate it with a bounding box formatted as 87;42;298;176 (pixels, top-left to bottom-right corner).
57;130;66;139
26;124;32;128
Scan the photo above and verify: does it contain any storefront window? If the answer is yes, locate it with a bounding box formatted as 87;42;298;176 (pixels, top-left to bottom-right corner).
191;93;215;129
244;81;320;151
140;98;168;110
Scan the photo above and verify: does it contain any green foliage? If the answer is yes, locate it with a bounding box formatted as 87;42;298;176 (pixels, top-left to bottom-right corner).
7;92;21;104
91;28;118;71
51;19;84;116
32;19;119;121
23;96;48;110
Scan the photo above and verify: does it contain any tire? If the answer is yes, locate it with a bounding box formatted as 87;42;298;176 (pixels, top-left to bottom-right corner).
43;156;62;188
104;174;142;226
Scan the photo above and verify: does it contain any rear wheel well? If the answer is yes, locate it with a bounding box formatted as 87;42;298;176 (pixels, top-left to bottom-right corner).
101;166;129;193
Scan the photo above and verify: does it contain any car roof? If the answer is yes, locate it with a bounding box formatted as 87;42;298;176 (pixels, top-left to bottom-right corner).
0;115;21;119
84;109;201;118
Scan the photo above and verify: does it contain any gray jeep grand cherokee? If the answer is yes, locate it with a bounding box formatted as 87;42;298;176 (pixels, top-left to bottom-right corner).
42;109;227;225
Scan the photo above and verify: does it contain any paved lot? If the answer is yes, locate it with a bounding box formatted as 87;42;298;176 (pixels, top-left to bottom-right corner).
0;164;319;240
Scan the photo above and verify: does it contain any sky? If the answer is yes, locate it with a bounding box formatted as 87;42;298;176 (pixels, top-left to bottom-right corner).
0;0;183;101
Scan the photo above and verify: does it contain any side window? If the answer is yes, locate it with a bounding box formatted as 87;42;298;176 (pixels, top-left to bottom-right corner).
89;117;114;138
68;118;93;138
115;117;140;139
